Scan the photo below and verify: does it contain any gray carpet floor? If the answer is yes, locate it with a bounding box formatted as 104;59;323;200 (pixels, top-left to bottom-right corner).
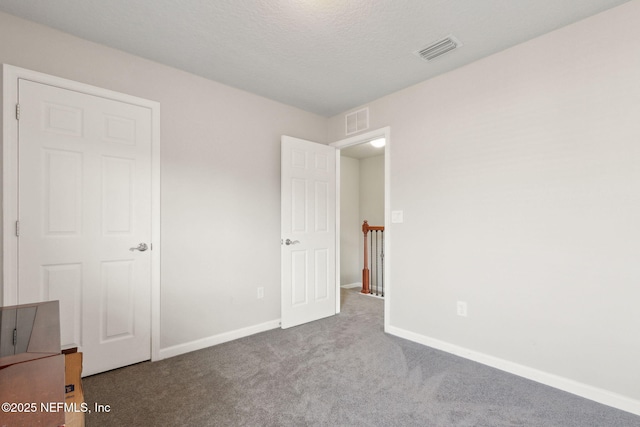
84;288;640;426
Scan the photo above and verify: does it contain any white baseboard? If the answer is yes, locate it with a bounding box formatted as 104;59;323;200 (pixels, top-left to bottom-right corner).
341;282;362;289
159;319;281;360
386;325;640;417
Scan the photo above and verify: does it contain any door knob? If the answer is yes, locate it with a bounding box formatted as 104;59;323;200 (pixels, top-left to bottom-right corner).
130;243;148;252
285;239;300;246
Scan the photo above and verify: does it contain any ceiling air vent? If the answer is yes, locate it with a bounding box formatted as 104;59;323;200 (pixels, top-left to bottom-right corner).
415;35;463;62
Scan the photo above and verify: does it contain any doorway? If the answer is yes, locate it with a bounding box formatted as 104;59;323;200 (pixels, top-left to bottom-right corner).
331;127;390;330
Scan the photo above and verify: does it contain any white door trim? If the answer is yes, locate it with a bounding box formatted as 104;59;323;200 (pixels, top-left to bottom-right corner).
330;126;391;331
1;64;162;362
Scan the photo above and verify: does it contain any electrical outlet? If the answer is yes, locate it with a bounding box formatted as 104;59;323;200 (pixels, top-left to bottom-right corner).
457;301;467;317
257;287;264;299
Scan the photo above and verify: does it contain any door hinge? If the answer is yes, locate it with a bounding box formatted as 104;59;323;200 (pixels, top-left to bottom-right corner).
15;220;20;237
16;103;20;120
13;328;17;346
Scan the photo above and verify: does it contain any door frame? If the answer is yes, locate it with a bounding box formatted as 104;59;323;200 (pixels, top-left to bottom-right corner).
330;126;390;331
1;64;162;361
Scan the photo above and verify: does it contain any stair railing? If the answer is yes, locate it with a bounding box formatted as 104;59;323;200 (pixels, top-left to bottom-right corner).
361;220;384;297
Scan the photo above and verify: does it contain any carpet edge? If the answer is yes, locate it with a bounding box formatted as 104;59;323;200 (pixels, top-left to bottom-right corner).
386;325;640;417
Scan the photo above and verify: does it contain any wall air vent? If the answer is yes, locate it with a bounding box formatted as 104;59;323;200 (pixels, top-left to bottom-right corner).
415;35;463;62
345;107;369;135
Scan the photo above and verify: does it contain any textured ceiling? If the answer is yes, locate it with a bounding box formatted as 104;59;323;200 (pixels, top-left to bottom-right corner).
0;0;631;116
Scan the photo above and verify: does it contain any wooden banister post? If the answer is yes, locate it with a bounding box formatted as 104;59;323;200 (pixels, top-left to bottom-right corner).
362;220;370;294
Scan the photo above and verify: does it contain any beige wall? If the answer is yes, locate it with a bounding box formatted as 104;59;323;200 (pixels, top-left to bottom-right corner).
359;155;385;227
339;156;360;285
329;1;640;410
0;11;327;350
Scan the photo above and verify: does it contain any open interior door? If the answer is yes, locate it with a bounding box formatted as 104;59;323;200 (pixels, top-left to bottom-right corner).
281;136;336;328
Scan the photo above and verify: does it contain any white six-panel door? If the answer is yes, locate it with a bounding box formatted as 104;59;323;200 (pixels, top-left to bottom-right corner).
281;136;336;328
17;79;152;376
